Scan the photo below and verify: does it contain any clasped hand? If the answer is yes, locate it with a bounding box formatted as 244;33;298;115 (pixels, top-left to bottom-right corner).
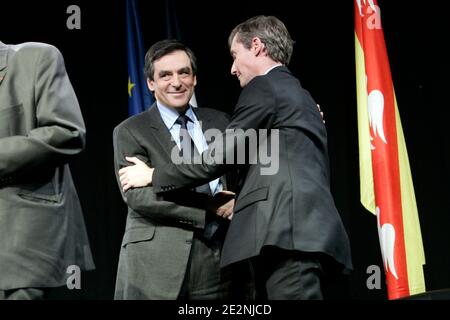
118;156;234;220
119;157;154;192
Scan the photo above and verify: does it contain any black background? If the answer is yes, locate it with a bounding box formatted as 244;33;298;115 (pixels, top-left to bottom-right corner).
1;0;449;299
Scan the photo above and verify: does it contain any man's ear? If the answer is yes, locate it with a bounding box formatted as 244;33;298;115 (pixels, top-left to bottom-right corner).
147;78;154;91
252;37;265;56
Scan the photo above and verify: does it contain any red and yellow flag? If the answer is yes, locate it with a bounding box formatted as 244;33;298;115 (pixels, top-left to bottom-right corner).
354;0;425;299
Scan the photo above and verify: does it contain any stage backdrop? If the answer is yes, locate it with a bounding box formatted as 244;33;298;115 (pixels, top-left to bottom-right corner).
1;0;449;299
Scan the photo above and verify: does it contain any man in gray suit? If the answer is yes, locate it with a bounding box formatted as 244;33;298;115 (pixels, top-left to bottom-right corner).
113;40;242;299
0;41;94;299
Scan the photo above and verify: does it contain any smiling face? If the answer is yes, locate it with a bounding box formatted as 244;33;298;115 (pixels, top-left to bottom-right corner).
147;50;197;111
230;34;259;87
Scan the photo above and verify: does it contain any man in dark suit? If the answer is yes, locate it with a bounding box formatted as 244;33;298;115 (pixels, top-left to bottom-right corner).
113;40;241;299
120;16;353;299
0;41;94;299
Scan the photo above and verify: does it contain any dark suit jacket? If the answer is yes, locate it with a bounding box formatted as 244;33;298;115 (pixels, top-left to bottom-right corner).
113;105;231;299
0;41;94;290
153;66;353;272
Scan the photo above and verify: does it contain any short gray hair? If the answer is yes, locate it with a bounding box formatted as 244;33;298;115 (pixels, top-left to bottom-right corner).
228;15;294;65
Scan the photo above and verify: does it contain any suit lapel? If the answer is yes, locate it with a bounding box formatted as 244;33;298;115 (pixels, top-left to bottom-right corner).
146;105;214;160
146;104;178;159
148;105;228;188
192;108;214;133
0;42;8;86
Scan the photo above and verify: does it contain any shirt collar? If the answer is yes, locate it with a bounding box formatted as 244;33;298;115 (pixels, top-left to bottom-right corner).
264;63;283;75
156;101;196;130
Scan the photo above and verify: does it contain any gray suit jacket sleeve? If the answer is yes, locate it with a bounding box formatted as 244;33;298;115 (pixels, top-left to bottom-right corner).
113;124;207;229
0;45;85;178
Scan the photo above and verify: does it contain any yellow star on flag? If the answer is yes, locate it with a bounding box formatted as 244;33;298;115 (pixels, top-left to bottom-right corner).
128;77;135;97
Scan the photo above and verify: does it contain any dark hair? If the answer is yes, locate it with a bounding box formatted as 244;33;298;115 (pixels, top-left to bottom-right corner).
144;39;197;80
228;15;294;65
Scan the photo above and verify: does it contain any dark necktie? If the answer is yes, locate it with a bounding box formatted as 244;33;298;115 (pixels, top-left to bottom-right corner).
176;114;198;162
175;112;219;239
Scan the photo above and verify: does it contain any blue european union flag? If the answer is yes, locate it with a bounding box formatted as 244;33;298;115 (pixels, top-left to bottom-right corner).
126;0;153;116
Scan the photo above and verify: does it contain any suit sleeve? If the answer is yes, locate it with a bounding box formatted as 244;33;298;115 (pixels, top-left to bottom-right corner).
113;124;208;229
0;45;85;179
153;76;276;193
